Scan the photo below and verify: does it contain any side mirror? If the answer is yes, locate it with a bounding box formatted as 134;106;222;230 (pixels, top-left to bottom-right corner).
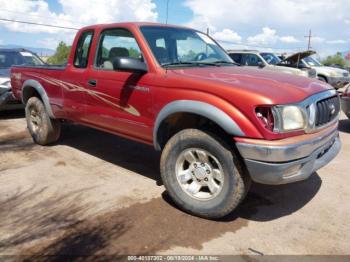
258;61;265;68
112;57;147;73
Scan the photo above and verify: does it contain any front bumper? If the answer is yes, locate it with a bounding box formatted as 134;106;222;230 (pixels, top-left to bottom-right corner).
0;87;23;111
341;96;350;118
328;76;350;89
236;124;341;185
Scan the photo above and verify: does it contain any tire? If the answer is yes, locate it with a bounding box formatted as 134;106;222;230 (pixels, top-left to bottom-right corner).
160;129;251;219
25;97;61;145
317;76;327;83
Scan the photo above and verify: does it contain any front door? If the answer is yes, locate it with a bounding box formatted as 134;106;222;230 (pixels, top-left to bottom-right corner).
84;28;153;142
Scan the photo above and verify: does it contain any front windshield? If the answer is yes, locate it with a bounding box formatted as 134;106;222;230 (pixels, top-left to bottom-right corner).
260;52;281;65
0;51;44;69
303;56;322;67
140;26;233;67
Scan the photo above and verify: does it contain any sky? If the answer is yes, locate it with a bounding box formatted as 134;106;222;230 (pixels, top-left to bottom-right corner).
0;0;349;57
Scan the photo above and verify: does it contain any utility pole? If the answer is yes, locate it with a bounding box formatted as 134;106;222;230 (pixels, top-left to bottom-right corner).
304;29;312;50
165;0;169;24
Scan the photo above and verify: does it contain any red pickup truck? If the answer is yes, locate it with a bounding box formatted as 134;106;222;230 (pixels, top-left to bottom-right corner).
11;22;341;219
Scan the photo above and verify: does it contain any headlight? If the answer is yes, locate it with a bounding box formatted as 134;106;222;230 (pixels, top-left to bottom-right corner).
272;105;307;132
281;106;305;130
329;71;343;77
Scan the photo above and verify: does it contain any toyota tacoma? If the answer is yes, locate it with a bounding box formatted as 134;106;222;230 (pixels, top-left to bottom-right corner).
11;23;341;219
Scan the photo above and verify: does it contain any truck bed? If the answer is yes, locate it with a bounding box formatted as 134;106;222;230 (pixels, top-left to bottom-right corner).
10;64;67;116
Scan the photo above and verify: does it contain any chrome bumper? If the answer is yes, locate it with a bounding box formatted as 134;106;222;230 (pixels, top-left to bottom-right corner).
236;126;341;184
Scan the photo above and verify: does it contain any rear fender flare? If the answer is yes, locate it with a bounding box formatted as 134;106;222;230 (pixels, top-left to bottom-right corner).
153;100;245;150
22;79;55;118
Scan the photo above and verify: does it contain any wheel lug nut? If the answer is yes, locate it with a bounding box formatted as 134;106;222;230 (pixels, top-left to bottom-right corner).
197;179;201;182
194;163;197;168
206;170;210;174
204;178;208;182
201;163;205;167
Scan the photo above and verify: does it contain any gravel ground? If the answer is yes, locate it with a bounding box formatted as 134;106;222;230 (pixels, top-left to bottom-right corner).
0;109;349;256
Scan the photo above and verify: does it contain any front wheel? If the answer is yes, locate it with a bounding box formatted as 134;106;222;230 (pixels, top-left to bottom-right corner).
160;129;251;219
317;76;327;82
25;97;61;145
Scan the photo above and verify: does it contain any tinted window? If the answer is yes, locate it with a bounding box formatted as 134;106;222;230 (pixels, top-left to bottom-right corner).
242;54;263;66
229;53;242;64
74;30;94;68
95;28;142;70
0;51;44;68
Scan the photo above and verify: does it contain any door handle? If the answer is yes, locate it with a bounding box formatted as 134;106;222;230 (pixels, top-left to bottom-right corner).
88;79;97;87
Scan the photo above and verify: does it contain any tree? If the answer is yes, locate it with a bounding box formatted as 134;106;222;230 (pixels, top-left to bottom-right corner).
47;41;71;65
321;52;348;67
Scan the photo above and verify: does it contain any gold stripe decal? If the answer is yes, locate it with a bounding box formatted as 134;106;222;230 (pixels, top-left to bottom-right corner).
26;72;140;117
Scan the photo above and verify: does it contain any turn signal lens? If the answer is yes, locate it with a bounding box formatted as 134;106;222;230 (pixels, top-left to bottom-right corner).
256;107;274;131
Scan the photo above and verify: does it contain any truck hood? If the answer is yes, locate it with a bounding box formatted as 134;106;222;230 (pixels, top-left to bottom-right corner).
169;66;332;105
265;64;307;75
282;50;316;64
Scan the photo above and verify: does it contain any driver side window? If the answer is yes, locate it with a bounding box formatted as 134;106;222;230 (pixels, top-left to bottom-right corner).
95;28;142;70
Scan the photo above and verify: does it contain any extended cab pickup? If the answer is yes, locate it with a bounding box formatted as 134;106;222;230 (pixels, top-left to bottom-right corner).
11;22;341;219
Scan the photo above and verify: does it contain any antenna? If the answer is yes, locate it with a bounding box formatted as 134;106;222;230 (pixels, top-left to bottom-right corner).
165;0;169;24
304;29;313;50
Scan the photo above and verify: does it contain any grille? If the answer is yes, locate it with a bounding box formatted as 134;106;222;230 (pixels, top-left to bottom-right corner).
315;96;340;127
343;72;349;77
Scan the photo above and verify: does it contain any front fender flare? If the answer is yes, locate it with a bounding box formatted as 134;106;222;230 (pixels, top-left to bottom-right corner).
22;79;55;118
153;100;245;150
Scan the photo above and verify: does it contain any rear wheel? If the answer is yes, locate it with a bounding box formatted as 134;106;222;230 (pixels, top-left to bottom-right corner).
160;129;251;219
25;97;61;145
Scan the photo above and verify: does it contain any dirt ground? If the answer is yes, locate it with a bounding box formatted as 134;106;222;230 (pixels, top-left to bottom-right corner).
0;109;350;257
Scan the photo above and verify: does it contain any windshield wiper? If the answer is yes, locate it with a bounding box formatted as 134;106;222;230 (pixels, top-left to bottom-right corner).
162;61;197;67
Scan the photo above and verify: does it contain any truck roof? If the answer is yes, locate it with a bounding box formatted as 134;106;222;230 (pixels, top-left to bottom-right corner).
79;22;193;31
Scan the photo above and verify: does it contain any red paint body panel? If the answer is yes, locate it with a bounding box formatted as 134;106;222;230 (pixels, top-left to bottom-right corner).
10;22;333;145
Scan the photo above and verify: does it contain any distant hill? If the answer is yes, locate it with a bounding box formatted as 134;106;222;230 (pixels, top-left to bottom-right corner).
0;44;55;57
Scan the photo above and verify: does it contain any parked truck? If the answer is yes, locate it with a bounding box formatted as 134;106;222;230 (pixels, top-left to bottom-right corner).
11;22;341;219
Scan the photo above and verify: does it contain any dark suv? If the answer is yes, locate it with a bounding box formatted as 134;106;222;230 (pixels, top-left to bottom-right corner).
0;48;44;111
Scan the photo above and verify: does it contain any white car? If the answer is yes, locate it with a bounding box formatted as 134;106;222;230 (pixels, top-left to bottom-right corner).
279;50;350;89
227;50;317;79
